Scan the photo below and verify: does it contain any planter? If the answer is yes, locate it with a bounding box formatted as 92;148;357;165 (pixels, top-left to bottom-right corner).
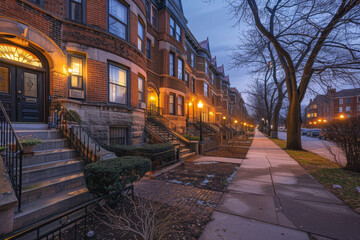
23;145;36;154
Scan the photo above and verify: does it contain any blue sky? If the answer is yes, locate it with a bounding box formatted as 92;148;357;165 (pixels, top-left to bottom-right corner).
182;1;249;95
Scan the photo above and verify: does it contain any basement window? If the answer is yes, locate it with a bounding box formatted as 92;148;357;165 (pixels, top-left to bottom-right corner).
110;126;128;145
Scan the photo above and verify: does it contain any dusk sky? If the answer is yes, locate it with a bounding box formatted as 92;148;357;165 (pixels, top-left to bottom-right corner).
182;1;250;97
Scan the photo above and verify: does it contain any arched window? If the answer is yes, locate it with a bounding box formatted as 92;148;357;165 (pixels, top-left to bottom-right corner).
0;44;43;68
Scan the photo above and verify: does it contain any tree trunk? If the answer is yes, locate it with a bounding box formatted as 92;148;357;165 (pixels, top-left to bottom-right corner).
270;94;283;139
286;95;302;150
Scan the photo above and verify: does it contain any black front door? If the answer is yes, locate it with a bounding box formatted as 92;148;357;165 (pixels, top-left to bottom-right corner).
0;62;44;122
17;68;44;122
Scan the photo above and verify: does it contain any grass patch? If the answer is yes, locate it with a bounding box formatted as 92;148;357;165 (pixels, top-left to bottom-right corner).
271;138;360;213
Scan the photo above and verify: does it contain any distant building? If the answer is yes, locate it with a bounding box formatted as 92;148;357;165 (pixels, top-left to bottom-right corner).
304;88;360;127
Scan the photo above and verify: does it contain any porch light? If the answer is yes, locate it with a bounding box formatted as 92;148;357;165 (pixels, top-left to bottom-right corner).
197;101;203;109
234;120;238;124
210;111;213;115
67;67;73;75
223;116;226;120
314;122;317;124
340;115;345;119
150;95;155;101
189;102;192;106
318;119;322;122
323;119;327;123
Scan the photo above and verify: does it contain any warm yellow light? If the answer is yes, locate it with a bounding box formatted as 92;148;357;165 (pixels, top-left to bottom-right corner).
223;116;226;120
67;67;73;74
318;119;322;122
189;102;192;106
197;101;204;109
340;115;345;119
150;95;155;101
323;119;327;123
309;122;312;125
209;111;214;115
244;123;247;126
314;122;317;124
234;120;238;124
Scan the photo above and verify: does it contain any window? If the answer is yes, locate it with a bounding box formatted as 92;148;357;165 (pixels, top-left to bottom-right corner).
169;93;175;115
151;6;158;28
170;17;181;42
357;105;360;111
0;44;42;68
69;55;83;89
177;96;183;116
169;53;175;76
212;92;215;105
339;107;343;112
146;39;151;59
68;0;85;22
346;106;351;112
184;45;187;59
0;67;9;93
145;0;151;21
210;72;214;85
339;99;343;104
205;61;208;75
346;98;351;103
32;0;44;5
138;76;144;102
314;112;317;117
137;20;144;52
307;113;311;118
178;58;183;80
347;114;350;118
191;78;195;93
191;53;195;67
110;126;128;145
204;82;208;97
358;97;360;103
185;72;189;87
109;63;128;105
108;0;128;40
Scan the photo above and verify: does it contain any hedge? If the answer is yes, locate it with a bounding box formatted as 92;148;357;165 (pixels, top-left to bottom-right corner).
108;143;174;157
182;134;200;141
83;156;151;195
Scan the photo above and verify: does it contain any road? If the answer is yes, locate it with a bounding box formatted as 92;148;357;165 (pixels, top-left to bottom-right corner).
278;132;346;165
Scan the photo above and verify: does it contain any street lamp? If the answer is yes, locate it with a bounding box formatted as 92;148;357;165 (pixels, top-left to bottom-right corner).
340;114;345;119
234;120;238;135
198;101;204;142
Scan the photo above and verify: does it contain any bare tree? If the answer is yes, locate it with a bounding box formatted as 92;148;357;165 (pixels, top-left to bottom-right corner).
227;0;360;149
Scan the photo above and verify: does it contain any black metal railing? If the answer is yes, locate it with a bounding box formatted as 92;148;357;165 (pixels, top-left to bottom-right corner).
56;102;101;163
0;101;23;212
4;186;134;240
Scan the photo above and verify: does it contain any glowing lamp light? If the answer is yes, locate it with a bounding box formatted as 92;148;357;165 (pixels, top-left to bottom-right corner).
318;119;322;122
67;67;73;75
210;111;214;115
197;101;204;109
244;123;247;126
314;122;317;124
323;120;327;123
309;122;312;125
188;102;192;106
150;95;155;101
234;120;238;124
340;115;345;119
223;116;226;120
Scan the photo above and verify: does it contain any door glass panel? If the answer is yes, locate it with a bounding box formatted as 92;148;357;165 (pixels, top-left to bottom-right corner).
0;66;9;93
23;72;38;98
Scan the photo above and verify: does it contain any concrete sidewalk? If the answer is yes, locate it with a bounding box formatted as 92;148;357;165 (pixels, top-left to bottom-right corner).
199;130;360;240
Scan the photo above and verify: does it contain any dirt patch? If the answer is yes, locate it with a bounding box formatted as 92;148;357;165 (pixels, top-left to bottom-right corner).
157;161;240;192
204;137;253;158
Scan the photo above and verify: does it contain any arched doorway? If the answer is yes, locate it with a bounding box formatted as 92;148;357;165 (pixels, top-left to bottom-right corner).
147;86;159;108
0;43;48;122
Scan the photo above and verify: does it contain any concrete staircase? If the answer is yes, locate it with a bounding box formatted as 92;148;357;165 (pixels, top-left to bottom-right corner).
145;119;196;160
13;124;93;230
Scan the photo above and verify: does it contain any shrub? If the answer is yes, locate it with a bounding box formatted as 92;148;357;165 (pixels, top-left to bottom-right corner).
109;143;174;157
65;109;81;123
325;117;360;172
182;134;200;141
83;156;151;195
19;136;42;146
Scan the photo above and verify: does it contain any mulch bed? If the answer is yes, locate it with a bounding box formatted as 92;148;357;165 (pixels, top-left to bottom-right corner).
156;161;240;192
204;137;253;159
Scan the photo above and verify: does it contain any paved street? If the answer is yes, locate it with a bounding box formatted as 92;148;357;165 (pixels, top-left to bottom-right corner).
278;132;346;165
200;130;360;240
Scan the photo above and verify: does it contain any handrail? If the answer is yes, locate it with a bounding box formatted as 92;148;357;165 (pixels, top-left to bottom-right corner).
145;106;189;144
55;101;101;163
0;101;23;212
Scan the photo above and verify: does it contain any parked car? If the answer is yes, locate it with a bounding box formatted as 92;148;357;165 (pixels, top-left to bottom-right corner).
301;128;310;136
310;129;320;137
319;129;329;140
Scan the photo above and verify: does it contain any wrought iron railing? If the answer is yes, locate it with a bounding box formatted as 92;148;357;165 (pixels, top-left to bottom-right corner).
3;186;134;240
0;101;23;212
145;106;189;144
56;102;101;163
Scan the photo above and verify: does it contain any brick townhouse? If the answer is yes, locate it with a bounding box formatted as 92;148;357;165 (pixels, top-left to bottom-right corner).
0;0;247;145
304;88;360;127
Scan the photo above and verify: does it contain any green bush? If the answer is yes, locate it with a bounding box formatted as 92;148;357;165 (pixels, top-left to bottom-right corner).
84;156;151;195
182;134;200;141
109;143;174;157
65;109;81;123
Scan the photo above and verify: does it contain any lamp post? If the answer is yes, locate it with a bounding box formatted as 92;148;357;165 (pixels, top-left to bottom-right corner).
198;101;204;154
234;120;238;135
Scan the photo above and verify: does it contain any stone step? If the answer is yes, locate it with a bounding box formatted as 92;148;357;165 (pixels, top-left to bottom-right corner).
181;152;196;161
22;172;85;205
12;123;49;130
22;158;84;184
14;186;93;230
23;148;79;167
180;148;191;155
15;130;62;140
34;138;70;151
